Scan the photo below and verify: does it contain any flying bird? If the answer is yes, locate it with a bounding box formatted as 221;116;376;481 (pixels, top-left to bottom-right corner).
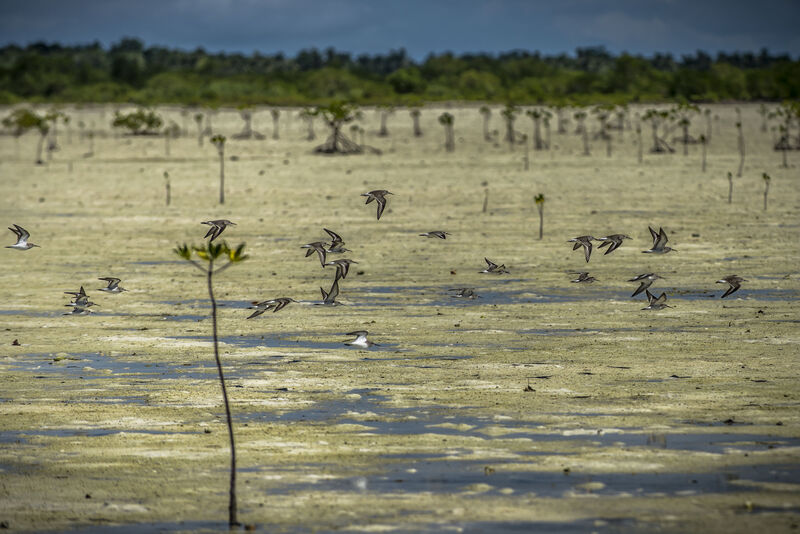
568;235;595;262
344;330;376;348
570;272;597;283
319;278;341;306
642;290;672;310
717;275;746;298
419;231;450;239
362;190;393;220
64;286;87;300
628;273;663;297
323;228;349;253
301;241;328;267
449;288;480;299
63;302;96;315
596;234;631;255
479;257;509;274
64;286;97;313
325;259;358;281
642;226;675;254
6;224;39;250
98;277;126;293
247;297;295;319
201;220;236;242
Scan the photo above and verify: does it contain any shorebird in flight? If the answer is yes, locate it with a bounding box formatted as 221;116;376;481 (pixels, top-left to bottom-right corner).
98;277;126;293
65;286;99;314
362;190;392;220
642;226;675;254
247;297;295;319
449;288;480;299
325;259;358;281
64;302;96;315
717;275;746;298
570;272;597;283
65;286;93;307
319;278;342;306
419;231;450;239
479;258;509;274
642;290;672;310
596;234;631;255
201;220;236;242
628;273;664;297
568;235;595;262
301;241;328;267
323;228;350;253
344;330;376;348
6;224;39;250
64;286;88;300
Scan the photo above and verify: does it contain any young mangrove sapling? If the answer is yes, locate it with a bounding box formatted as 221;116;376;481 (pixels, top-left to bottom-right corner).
174;241;248;529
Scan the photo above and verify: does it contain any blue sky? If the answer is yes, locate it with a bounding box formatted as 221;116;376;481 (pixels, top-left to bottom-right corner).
1;0;798;59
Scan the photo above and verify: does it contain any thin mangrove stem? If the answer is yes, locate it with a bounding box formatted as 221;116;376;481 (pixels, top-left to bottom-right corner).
206;262;238;528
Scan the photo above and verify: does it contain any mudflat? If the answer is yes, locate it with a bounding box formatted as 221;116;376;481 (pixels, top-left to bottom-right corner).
0;104;798;533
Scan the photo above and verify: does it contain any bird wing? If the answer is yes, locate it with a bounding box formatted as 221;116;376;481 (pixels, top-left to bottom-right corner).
648;226;659;245
327;279;339;300
99;277;121;288
15;225;30;240
375;197;387;220
484;258;497;268
631;281;650;297
721;284;738;298
653;293;668;306
315;247;327;267
208;225;224;242
655;227;669;249
246;309;266;319
583;242;592;262
604;239;621;254
324;228;343;243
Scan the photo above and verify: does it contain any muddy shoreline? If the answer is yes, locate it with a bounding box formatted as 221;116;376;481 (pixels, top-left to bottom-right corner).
1;103;798;532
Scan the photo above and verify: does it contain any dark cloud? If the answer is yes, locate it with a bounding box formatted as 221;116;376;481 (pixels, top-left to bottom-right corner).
1;0;797;58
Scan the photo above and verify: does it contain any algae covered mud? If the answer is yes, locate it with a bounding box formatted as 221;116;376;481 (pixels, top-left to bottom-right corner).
0;104;798;533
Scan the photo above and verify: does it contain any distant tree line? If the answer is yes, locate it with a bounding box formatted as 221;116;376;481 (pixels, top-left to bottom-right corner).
0;39;798;106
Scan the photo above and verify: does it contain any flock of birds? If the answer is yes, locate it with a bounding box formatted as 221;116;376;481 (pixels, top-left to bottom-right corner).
6;184;747;345
564;225;745;309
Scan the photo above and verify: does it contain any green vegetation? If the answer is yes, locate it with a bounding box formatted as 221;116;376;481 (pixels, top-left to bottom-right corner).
111;108;163;135
174;241;249;529
438;112;454;152
1;40;798;106
312;101;365;154
2;107;49;163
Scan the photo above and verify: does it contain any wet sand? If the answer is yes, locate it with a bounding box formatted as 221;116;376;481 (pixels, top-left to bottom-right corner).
0;104;799;532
